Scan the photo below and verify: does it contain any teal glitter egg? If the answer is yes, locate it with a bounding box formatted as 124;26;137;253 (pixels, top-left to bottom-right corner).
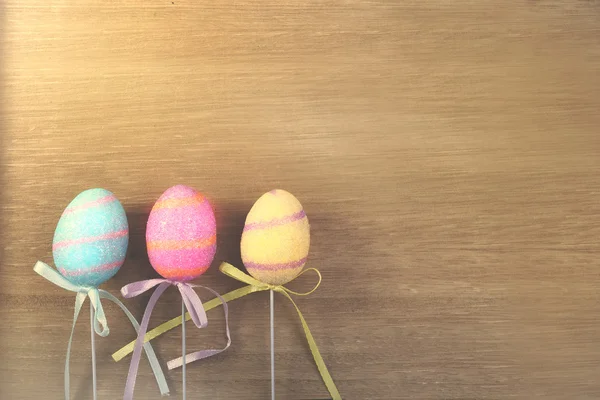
52;188;129;287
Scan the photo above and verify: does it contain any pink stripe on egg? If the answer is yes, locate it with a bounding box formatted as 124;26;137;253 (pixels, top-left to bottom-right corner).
245;257;307;271
63;194;117;215
53;229;128;250
243;210;306;232
58;260;123;277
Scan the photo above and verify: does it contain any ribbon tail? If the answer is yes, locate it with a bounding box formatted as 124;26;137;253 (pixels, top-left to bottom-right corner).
279;290;342;400
87;289;109;336
112;285;258;362
99;290;170;397
123;282;170;400
177;284;208;328
167;286;232;370
65;292;87;400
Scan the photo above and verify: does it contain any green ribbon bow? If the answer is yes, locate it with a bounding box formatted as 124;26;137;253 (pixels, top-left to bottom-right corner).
112;262;341;400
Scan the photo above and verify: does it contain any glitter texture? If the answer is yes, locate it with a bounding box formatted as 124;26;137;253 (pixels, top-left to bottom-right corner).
53;188;129;287
243;209;306;232
146;185;216;281
241;189;310;285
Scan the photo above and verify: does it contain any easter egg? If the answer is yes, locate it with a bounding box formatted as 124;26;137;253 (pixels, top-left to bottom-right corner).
53;188;129;287
241;189;310;285
146;185;217;281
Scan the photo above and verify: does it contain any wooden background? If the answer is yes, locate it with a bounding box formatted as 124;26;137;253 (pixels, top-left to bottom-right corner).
1;1;599;399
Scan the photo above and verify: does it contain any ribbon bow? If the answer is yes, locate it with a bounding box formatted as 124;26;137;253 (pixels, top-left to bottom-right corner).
112;262;341;400
33;261;169;400
121;278;231;400
219;263;341;400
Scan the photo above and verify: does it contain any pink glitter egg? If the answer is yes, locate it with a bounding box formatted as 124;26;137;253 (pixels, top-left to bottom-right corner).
146;185;217;281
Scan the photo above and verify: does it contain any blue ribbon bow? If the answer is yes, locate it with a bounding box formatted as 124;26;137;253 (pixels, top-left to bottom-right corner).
34;261;170;400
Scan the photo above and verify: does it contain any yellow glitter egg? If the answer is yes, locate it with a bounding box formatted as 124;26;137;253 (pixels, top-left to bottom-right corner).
241;189;310;285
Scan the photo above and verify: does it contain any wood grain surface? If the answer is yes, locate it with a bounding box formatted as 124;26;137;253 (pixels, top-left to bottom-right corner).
1;1;599;399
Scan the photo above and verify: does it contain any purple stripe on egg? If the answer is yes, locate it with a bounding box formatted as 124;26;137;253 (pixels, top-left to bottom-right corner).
245;257;307;271
243;210;306;232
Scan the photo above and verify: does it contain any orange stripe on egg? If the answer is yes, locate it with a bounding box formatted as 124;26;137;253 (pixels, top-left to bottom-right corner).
153;265;210;279
147;235;216;251
152;192;206;210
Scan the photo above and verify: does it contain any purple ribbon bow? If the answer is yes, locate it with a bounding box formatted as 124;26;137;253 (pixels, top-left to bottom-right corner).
121;278;230;400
